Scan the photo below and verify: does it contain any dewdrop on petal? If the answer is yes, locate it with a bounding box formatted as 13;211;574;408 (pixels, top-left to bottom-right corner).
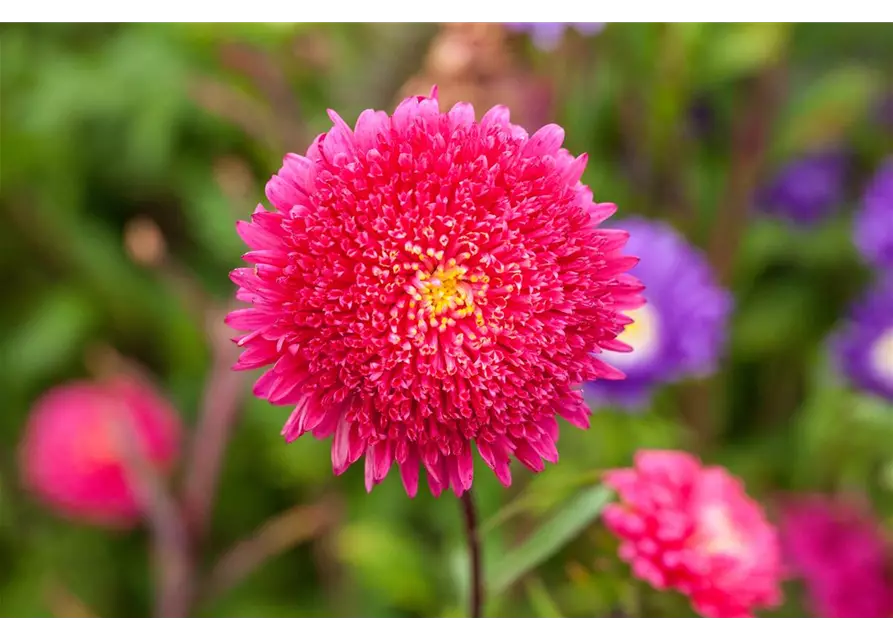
227;87;644;497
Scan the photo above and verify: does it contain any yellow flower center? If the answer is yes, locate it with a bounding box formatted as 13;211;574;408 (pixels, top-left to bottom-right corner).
622;306;654;346
603;303;660;365
870;327;893;385
419;264;475;318
405;258;488;333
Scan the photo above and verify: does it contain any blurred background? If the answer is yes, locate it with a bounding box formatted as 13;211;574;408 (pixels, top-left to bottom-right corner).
1;22;892;618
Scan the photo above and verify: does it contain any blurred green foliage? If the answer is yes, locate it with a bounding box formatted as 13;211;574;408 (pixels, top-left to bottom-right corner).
1;23;892;618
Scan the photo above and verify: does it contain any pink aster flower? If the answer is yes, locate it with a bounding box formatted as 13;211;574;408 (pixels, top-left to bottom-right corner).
19;377;182;528
227;88;643;498
778;495;893;618
603;450;783;617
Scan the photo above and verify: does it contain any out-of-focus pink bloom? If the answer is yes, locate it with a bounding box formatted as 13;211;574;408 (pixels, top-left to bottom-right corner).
603;450;783;617
227;88;644;497
19;378;182;528
778;495;893;618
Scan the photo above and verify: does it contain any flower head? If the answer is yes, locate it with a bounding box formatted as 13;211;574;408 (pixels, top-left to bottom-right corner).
757;150;848;226
19;377;182;528
831;275;893;402
227;89;643;497
854;157;893;269
603;450;783;618
504;22;605;51
778;495;893;617
585;218;732;408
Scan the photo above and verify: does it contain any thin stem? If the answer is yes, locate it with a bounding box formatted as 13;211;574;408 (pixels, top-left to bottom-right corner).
685;62;787;448
459;489;484;618
115;417;193;617
707;63;787;285
182;309;247;545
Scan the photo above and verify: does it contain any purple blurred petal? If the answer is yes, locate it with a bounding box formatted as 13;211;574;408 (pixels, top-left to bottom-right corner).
573;22;607;35
830;275;893;402
504;22;606;51
757;150;849;226
585;218;732;410
854;157;893;269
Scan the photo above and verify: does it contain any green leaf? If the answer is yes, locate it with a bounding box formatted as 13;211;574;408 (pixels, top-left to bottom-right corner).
785;353;881;489
336;519;436;611
0;564;49;618
879;459;893;495
489;484;613;595
731;281;816;360
180;166;251;264
703;23;789;84
643;24;705;173
774;65;882;157
166;22;312;48
1;289;95;388
853;394;893;432
481;468;603;535
525;577;564;618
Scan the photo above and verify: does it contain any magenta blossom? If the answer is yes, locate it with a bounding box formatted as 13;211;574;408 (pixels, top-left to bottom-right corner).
227;88;643;497
604;450;783;618
778;495;893;618
19;377;182;528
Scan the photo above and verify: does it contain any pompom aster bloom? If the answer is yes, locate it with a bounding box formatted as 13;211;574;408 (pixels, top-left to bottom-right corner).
778;494;893;618
831;275;893;402
504;22;606;51
853;157;893;269
603;450;783;618
227;88;644;498
757;150;848;226
585;218;732;408
19;377;182;528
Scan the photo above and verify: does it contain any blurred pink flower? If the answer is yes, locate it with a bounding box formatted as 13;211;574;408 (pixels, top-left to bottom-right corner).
603;450;783;617
227;88;644;498
778;495;893;618
19;378;182;528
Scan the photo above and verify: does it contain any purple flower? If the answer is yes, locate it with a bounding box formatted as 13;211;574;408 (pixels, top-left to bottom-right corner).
854;157;893;269
831;275;893;402
585;218;733;409
757;150;848;226
504;22;605;51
